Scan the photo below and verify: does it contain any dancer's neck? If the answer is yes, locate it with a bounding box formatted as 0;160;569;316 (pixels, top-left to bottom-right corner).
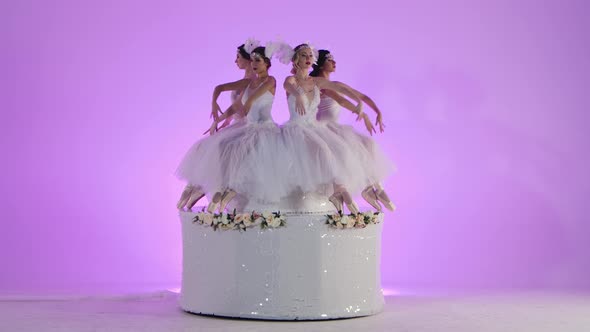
244;67;256;79
295;70;310;81
318;71;330;79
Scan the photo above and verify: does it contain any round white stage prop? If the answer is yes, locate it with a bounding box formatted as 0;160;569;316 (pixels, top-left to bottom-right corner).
179;195;385;320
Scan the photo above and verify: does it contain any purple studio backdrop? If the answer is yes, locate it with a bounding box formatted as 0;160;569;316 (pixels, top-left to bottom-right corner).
2;0;589;294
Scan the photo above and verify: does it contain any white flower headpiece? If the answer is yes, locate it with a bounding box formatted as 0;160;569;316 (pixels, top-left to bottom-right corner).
266;40;295;64
243;37;260;54
264;40;283;60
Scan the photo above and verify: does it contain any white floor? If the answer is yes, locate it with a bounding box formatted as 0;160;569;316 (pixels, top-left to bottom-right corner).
1;291;589;331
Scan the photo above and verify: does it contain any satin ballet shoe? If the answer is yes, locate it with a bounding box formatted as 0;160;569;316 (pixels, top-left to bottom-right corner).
185;188;205;211
177;185;194;210
328;192;344;212
219;189;237;213
375;188;396;211
362;186;382;212
341;190;360;215
207;192;223;213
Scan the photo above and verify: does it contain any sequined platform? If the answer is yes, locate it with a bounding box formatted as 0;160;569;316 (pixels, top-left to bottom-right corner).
179;210;385;320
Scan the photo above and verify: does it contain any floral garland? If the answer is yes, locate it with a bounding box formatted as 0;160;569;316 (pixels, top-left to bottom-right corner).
325;211;382;229
193;209;286;231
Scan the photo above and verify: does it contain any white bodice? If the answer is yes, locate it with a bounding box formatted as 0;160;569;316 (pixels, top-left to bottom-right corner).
316;94;341;122
241;86;275;124
286;85;321;124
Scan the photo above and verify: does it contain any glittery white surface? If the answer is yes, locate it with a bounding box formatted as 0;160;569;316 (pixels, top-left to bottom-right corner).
179;211;385;320
226;191;339;214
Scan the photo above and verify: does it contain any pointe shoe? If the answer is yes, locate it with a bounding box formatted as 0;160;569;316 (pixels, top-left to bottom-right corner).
207;192;223;213
328;193;344;212
341;191;360;215
375;188;396;211
219;189;237;213
362;187;382;211
177;186;194;210
185;188;205;211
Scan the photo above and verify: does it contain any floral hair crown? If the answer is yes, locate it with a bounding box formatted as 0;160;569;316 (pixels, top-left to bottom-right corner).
251;51;265;60
288;42;319;66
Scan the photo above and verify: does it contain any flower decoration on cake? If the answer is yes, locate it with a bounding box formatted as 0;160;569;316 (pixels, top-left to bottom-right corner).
193;209;287;231
325;211;381;229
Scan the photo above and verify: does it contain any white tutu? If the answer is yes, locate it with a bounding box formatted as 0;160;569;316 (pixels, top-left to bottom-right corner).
278;85;373;197
218;118;286;204
175;118;246;194
317;95;395;185
176;84;287;204
176;80;390;203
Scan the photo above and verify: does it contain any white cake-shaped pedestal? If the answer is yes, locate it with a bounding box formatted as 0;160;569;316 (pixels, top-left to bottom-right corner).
179;195;385;320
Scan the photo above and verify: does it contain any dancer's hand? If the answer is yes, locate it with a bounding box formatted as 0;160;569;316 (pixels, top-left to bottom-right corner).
218;117;232;130
363;114;376;136
211;101;222;121
375;113;385;133
208;121;218;136
295;95;306;115
203;123;215;135
355;103;364;122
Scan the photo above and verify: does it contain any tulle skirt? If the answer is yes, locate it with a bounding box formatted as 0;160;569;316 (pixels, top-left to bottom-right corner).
217;121;286;204
175;120;287;203
279;121;372;197
175;120;246;194
176;119;389;202
322;121;395;185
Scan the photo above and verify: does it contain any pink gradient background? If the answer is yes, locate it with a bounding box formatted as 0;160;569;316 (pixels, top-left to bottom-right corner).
2;0;589;293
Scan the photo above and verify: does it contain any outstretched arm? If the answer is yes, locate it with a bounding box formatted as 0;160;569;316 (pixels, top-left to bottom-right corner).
331;81;385;132
322;89;376;136
211;79;250;120
315;77;363;118
204;90;246;136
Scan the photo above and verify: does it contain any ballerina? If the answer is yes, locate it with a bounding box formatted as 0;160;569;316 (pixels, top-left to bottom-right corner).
210;43;257;129
182;43;286;212
309;49;395;211
278;43;374;214
204;44;287;211
176;39;264;211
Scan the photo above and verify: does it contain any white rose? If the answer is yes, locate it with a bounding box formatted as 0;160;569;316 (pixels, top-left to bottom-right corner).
242;215;253;226
341;215;349;225
220;214;229;225
346;218;355;228
332;213;342;222
262;211;273;220
355;214;364;225
203;213;214;226
270;217;282;228
196;212;205;221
